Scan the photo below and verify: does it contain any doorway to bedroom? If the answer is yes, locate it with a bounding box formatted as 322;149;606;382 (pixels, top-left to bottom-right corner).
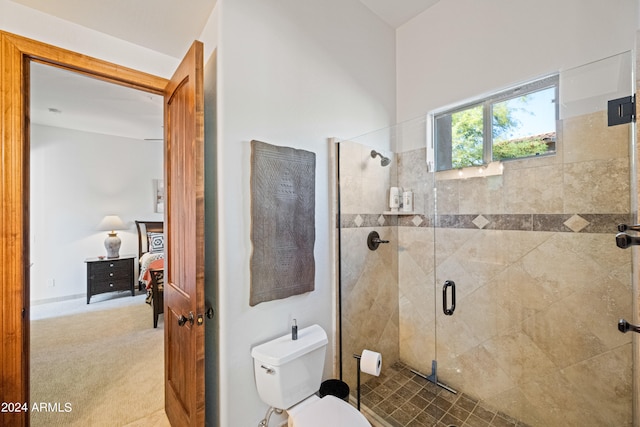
28;60;167;426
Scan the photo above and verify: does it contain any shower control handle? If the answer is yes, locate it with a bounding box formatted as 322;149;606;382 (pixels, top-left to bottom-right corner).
618;319;640;334
367;231;389;251
442;280;456;316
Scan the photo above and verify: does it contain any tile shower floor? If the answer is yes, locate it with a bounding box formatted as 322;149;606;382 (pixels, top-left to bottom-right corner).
358;362;532;427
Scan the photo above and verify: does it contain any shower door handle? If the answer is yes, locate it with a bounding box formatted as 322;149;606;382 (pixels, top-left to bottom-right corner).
442;280;456;316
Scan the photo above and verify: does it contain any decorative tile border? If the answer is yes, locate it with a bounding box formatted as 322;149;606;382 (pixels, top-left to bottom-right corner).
340;213;398;228
339;213;633;234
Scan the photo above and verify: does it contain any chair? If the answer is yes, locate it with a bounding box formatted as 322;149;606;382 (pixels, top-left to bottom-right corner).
148;268;164;328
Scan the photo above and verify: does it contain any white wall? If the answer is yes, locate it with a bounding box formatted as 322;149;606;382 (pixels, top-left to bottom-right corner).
397;0;638;128
0;0;178;77
212;0;395;425
0;1;186;301
30;124;163;303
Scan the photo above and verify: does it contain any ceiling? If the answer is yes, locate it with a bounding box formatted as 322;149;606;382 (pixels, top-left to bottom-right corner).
359;0;441;28
30;62;164;141
11;0;217;58
21;0;439;140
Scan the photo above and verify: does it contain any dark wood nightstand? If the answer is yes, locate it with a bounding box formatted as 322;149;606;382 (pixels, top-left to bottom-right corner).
85;255;136;304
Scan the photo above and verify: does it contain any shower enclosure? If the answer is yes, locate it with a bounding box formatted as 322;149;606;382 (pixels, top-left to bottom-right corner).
337;51;636;426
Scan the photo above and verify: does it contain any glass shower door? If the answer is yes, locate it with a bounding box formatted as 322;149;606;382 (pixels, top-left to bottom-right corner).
428;51;635;426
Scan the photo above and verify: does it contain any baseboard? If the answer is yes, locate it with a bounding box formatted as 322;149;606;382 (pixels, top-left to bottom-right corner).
30;293;85;306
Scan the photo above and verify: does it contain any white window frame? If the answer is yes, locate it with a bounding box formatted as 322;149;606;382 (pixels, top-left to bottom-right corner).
431;74;559;173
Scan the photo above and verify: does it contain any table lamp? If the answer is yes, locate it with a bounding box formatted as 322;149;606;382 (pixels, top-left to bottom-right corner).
98;215;126;258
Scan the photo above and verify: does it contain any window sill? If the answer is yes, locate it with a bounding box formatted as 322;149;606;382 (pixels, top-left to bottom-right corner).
435;161;504;181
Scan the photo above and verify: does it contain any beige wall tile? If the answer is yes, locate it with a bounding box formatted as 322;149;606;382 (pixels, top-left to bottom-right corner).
562;111;630;164
503;164;564;214
564;158;630;213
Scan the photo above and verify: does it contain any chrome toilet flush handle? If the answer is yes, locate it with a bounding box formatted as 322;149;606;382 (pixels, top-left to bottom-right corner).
260;365;275;375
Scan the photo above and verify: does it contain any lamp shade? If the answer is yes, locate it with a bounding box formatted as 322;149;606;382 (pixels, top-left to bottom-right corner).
97;215;126;232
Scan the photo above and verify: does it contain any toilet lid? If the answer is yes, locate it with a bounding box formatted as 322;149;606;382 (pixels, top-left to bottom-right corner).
288;395;370;427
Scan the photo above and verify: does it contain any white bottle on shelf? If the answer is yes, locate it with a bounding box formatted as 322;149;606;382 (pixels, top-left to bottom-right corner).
402;189;413;212
389;187;401;212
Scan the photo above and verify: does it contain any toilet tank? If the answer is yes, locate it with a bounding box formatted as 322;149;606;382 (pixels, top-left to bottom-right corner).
251;324;328;410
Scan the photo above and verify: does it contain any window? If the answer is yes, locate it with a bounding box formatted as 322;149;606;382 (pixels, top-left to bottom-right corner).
434;75;558;172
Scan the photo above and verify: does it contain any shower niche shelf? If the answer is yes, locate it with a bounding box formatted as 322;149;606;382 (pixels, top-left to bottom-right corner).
383;211;416;215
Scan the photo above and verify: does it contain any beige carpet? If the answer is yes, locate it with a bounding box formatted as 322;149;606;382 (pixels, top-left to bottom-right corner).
30;297;166;426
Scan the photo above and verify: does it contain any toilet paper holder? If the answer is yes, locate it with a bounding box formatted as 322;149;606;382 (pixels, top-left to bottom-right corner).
353;353;363;411
352;350;381;411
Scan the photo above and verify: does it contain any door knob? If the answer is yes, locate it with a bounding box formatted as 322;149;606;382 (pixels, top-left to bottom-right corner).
178;312;194;326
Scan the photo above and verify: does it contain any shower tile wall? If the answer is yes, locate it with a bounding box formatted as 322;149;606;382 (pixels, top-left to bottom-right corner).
339;140;400;392
396;110;633;426
340;109;634;426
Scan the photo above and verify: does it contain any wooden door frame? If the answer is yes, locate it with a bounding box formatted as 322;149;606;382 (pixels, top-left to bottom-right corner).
0;30;168;426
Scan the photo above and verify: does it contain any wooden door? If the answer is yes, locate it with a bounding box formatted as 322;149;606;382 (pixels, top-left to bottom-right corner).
1;31;169;427
163;40;206;427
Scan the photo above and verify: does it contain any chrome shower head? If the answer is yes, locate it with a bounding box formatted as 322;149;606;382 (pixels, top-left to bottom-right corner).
371;150;391;167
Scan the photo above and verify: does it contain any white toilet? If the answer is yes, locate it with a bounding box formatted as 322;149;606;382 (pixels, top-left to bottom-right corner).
251;324;371;427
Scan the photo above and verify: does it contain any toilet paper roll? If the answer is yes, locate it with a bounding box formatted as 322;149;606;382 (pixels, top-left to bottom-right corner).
360;349;382;376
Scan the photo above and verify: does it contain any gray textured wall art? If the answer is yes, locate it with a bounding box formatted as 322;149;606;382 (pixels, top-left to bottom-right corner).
250;140;316;306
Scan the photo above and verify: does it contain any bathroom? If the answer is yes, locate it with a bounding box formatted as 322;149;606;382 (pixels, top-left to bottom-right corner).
227;1;640;426
2;1;640;426
253;55;636;425
241;2;635;426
